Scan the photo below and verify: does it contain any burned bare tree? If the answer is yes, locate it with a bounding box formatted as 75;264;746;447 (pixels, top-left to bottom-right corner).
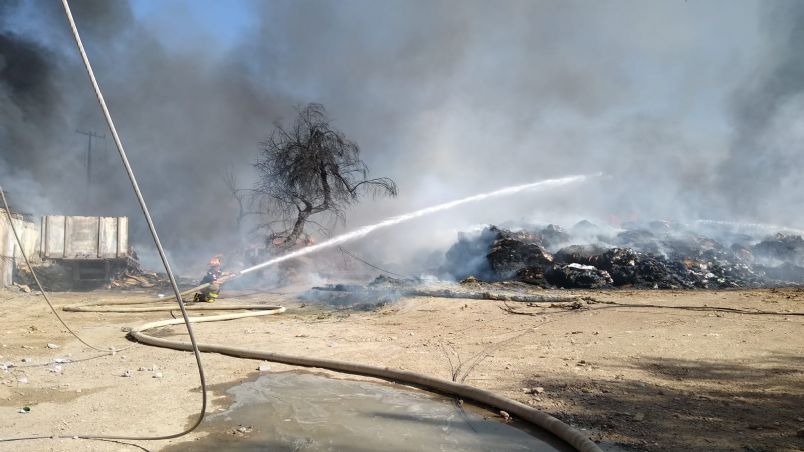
254;104;397;247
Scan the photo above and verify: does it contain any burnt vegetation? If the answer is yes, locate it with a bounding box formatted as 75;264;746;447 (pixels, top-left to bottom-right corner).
254;103;397;248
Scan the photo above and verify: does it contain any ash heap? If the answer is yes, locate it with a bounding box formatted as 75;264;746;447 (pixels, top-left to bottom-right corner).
440;221;804;289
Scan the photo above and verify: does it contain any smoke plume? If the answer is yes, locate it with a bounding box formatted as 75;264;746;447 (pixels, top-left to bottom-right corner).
718;1;804;225
0;0;801;275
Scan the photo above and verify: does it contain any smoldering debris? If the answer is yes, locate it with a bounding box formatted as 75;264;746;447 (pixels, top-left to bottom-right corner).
440;222;804;289
442;226;555;282
301;285;401;311
545;264;613;289
306;276;579;309
752;234;804;265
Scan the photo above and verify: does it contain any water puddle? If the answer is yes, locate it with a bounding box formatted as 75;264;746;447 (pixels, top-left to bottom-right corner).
167;372;573;451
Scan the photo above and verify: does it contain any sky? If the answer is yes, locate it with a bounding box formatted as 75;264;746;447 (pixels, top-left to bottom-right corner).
1;0;802;274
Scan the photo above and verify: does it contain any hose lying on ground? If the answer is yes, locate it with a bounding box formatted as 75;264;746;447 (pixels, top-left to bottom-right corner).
0;2;597;449
0;0;209;444
65;299;601;452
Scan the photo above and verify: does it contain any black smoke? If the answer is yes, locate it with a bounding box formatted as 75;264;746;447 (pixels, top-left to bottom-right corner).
1;0;803;276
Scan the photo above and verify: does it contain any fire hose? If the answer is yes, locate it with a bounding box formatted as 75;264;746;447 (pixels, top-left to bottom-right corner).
3;4;792;449
0;1;601;450
62;298;602;452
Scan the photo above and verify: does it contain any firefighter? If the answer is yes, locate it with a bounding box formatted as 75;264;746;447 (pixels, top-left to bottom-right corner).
193;255;223;303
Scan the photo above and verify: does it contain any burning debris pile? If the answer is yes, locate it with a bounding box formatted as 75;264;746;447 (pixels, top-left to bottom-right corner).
441;222;804;289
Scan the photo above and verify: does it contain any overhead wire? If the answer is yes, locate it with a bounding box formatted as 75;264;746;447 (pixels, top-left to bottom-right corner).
337;245;410;279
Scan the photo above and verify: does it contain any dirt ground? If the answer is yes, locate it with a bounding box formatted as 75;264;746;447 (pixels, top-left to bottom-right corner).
0;286;802;451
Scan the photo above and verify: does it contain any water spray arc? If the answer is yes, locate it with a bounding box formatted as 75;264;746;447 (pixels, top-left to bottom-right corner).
241;174;597;274
163;175;599;309
1;1;601;449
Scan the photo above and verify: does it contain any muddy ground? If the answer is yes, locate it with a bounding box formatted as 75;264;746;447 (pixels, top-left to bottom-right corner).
0;286;802;451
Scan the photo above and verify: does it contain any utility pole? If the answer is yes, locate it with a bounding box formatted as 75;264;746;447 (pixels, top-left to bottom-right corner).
75;129;105;204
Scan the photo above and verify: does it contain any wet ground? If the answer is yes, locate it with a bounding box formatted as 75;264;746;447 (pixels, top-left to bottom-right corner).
165;371;573;452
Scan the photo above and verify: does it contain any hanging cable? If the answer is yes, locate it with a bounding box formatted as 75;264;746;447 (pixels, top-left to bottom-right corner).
337;246;410;279
57;0;208;440
0;0;208;443
0;2;602;450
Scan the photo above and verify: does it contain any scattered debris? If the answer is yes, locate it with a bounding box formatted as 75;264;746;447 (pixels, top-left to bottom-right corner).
121;370;132;377
13;283;31;293
752;233;804;264
554;244;606;265
545;263;613;289
231;425;253;436
486;228;554;277
13;263;73;291
443;224;804;289
539;224;571;248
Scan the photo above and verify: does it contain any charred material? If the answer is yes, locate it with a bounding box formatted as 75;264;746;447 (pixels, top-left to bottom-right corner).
514;266;549;287
486;227;553;277
440;226;553;281
544;263;613;289
443;223;804;289
440;228;498;280
752;234;804;265
554;244;607;266
612;229;661;254
538;224;570;248
590;248;693;289
313;276;579;304
759;262;804;283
